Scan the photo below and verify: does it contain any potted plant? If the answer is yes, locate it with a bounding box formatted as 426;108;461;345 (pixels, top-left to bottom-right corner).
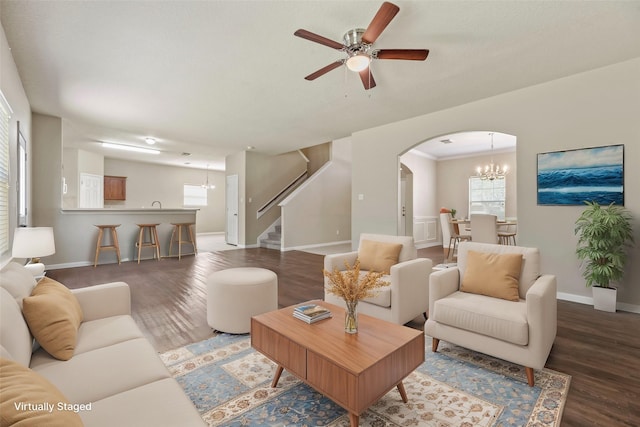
574;201;634;312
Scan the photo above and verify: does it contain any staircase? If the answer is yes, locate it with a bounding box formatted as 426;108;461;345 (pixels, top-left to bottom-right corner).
260;224;281;250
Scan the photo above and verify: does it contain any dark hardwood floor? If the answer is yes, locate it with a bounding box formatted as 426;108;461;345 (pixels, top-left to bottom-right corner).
49;246;640;426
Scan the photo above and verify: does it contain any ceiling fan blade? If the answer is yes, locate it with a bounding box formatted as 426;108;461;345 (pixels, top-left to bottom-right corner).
359;68;377;90
304;61;344;81
294;29;344;50
361;2;400;44
375;49;429;61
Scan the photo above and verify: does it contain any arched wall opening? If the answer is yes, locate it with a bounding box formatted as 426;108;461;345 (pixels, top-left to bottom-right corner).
398;130;517;248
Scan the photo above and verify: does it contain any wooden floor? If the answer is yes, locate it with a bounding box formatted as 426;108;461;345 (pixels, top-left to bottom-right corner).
49;246;640;426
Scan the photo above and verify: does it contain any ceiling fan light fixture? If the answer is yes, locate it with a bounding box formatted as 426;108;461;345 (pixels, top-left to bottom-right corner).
346;54;371;72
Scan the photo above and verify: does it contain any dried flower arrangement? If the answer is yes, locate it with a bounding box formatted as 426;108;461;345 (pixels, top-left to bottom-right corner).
323;259;389;303
323;259;389;333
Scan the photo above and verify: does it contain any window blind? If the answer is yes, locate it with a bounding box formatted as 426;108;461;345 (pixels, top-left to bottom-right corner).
0;91;12;255
184;184;207;207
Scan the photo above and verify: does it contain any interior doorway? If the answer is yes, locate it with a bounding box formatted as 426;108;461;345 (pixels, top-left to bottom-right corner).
225;174;239;246
398;131;517;247
398;163;413;237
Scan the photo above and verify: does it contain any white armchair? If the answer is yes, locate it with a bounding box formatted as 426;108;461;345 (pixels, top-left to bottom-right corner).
424;241;557;386
324;233;433;325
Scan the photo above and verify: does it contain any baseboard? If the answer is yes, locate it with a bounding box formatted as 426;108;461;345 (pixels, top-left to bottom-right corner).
196;231;225;236
47;258;133;270
283;240;352;252
416;242;441;249
557;292;640;314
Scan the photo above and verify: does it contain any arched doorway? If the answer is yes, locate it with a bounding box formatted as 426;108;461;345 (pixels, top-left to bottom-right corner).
399;131;517;248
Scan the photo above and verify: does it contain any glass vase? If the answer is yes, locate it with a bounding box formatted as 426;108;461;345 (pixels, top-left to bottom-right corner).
344;300;358;334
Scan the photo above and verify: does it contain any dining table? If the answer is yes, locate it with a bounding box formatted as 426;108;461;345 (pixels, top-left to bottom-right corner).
449;218;517;234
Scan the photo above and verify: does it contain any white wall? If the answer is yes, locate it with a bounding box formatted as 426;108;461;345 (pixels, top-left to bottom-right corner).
281;137;352;250
352;58;640;310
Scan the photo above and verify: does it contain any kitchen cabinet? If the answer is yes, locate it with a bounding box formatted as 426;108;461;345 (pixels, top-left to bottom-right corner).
104;175;127;200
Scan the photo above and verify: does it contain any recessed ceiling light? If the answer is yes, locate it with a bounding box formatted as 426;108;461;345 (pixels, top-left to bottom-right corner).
144;137;156;145
246;145;255;150
102;142;160;155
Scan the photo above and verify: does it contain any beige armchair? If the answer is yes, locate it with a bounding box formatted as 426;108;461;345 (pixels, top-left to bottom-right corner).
324;233;433;325
424;241;557;386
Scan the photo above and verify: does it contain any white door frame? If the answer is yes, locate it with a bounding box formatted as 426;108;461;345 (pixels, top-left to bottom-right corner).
225;174;239;245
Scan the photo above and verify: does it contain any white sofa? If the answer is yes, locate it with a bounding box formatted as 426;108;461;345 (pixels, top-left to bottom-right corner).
424;242;557;386
0;262;205;426
324;233;432;325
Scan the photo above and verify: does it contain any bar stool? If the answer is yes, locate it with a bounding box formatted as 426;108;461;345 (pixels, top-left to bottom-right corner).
169;222;197;260
136;223;161;264
94;224;121;267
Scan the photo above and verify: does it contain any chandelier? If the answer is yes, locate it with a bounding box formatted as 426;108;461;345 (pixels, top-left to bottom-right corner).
476;133;508;180
201;165;216;190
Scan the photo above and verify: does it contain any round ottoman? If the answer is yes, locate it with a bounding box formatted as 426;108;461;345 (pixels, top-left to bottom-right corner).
206;267;278;334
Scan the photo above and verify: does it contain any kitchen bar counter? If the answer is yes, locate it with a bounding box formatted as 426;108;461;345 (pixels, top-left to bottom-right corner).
49;209;198;268
62;208;198;213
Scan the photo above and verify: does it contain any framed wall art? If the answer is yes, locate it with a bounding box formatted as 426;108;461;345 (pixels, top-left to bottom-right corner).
537;144;624;206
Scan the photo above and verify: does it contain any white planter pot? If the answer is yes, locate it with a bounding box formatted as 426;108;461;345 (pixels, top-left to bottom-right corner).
592;286;617;312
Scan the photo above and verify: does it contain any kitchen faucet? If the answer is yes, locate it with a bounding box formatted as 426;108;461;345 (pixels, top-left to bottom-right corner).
151;200;162;209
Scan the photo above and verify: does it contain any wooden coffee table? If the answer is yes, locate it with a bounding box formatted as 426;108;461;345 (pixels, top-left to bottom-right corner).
251;300;424;427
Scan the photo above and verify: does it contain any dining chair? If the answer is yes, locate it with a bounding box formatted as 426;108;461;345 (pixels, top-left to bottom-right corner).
470;214;499;244
498;223;517;245
440;213;471;261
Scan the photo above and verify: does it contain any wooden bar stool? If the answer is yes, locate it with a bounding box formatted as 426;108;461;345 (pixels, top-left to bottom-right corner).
169;222;197;260
136;223;161;264
94;224;121;267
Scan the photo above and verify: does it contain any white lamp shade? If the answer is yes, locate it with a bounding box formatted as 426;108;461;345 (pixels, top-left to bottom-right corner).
346;54;370;72
12;227;56;259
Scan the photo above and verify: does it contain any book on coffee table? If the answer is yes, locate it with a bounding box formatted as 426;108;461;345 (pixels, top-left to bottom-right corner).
293;304;332;323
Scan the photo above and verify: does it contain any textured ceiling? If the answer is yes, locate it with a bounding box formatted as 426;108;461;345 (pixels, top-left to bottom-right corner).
2;1;639;170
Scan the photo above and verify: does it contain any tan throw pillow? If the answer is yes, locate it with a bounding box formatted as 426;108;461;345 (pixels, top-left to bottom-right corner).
358;240;403;274
461;250;523;301
0;358;84;426
22;278;83;361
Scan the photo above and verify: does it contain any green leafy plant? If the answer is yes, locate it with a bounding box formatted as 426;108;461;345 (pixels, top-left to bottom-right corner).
574;201;634;288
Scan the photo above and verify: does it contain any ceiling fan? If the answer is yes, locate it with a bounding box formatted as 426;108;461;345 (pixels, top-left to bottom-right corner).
294;1;429;90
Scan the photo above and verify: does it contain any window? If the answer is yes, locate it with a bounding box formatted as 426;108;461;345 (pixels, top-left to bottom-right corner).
0;92;12;255
183;184;207;206
469;177;506;220
17;122;27;226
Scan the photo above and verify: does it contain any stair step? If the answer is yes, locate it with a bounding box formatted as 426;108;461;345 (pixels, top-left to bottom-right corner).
260;238;281;250
268;232;281;240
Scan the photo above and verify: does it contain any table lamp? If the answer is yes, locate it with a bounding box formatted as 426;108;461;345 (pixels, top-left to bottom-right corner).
12;227;56;278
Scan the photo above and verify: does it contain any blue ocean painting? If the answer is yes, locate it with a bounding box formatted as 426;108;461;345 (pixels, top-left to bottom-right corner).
537;145;624;205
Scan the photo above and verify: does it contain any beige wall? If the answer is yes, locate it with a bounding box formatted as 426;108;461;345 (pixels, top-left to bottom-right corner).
352;58;640;310
244;150;307;245
1;22;32;265
301;142;331;176
281;137;352;249
104;158;225;233
437;151;517;221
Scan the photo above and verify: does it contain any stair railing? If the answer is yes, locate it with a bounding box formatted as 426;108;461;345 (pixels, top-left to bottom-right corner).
256;171;308;219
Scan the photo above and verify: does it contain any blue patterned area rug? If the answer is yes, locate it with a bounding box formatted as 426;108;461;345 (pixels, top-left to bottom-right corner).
160;334;570;426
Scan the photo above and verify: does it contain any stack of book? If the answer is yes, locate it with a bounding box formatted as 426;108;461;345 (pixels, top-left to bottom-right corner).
293;304;332;324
